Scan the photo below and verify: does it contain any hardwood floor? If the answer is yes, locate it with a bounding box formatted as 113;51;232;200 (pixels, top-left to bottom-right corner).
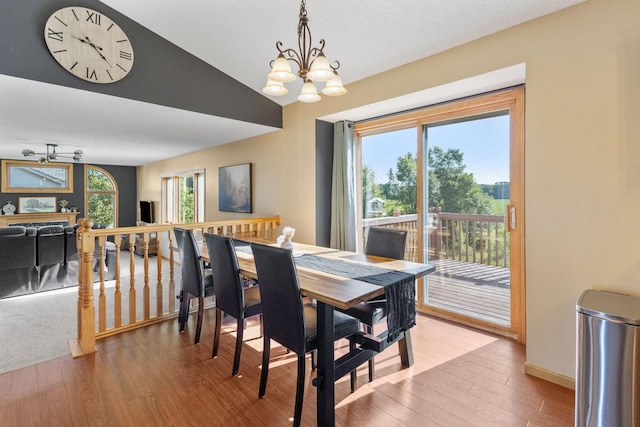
0;310;574;426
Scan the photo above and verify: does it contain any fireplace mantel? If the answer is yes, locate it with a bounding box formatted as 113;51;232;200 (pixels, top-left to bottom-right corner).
0;212;79;227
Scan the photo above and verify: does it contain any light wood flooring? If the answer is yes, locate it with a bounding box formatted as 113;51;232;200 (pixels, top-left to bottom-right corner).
0;309;574;426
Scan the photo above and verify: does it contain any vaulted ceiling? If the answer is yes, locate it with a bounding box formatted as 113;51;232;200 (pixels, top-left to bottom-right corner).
0;0;585;166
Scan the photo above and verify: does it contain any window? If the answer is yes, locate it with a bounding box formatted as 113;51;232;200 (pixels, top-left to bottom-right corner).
1;160;73;193
161;169;205;223
85;166;118;228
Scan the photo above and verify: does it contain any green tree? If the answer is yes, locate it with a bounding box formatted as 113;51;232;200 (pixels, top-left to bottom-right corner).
379;153;417;215
179;176;194;223
428;146;493;215
87;168;115;227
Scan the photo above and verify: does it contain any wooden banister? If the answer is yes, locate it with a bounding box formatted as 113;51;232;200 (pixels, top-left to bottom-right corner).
69;215;280;358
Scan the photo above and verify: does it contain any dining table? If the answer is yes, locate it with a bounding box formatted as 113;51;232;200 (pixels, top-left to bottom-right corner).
202;237;435;426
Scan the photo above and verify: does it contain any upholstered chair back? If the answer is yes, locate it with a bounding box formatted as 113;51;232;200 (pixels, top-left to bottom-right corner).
251;243;307;356
365;226;408;260
36;225;65;266
64;224;79;262
0;226;37;271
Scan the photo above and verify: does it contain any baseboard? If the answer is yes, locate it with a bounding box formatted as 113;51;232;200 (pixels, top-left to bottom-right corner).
524;361;575;390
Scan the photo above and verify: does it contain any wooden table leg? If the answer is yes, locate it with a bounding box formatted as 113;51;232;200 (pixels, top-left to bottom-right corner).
398;329;414;367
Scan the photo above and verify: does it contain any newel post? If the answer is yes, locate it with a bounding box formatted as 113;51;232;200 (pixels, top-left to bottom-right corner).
68;218;97;357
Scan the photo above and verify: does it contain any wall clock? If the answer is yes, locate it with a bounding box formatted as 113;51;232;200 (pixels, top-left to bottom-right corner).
44;6;134;84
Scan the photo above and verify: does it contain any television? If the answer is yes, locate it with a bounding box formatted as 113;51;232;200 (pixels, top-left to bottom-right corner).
139;201;155;224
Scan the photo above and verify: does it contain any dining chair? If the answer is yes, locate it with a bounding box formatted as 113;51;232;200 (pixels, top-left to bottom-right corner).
203;233;262;376
173;227;214;344
341;226;408;390
251;243;360;427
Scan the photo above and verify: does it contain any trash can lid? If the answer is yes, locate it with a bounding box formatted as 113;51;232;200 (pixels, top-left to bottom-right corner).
577;290;640;325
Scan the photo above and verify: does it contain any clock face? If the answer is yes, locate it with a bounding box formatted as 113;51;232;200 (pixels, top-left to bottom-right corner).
44;7;134;84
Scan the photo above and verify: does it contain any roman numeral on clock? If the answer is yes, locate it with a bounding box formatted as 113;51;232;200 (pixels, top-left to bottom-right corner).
47;28;63;42
119;51;132;61
86;11;101;25
86;68;98;81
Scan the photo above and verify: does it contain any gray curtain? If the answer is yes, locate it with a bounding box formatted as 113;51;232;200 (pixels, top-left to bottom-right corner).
330;121;357;251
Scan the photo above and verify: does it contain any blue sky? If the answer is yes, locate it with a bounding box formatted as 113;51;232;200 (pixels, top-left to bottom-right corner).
361;114;510;185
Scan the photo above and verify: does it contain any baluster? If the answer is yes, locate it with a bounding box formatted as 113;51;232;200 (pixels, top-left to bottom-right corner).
503;223;508;267
156;231;163;317
128;233;136;325
168;230;176;314
98;235;106;332
114;235;122;328
142;233;150;320
464;220;469;262
494;222;499;266
480;221;485;265
472;221;477;264
456;219;462;261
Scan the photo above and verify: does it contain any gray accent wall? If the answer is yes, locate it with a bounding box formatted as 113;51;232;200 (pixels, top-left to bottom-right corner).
315;120;334;247
0;161;137;227
1;0;282;128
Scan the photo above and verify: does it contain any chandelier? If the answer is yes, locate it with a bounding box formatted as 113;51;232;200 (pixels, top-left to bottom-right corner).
22;144;83;164
262;0;347;103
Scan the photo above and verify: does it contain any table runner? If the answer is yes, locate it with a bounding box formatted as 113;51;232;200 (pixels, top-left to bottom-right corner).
294;254;416;342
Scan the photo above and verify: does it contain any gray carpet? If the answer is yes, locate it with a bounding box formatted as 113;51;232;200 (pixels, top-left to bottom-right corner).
0;285;78;373
0;253;184;374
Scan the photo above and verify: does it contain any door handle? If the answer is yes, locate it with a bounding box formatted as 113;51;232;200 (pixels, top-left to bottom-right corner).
506;205;516;231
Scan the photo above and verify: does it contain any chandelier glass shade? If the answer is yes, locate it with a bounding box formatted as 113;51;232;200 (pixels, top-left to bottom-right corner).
262;0;346;103
22;144;83;164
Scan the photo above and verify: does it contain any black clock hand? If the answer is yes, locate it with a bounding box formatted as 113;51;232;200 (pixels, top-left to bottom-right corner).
84;36;112;67
72;35;112;67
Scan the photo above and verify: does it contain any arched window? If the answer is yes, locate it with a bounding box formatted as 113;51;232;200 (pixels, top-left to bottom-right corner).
85;165;118;228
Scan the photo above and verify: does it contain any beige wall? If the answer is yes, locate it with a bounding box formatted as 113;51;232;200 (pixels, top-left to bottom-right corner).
138;0;640;380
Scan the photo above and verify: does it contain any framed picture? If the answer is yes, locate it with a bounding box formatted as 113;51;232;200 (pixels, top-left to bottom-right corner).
1;160;73;193
18;196;57;213
219;163;252;213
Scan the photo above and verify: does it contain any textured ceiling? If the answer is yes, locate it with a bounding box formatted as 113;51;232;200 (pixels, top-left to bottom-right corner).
0;0;585;166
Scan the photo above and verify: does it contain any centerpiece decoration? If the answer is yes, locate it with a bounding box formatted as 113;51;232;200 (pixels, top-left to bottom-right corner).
277;226;296;250
58;199;69;212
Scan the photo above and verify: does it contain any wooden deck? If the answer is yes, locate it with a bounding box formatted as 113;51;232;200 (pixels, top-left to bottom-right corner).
425;259;511;327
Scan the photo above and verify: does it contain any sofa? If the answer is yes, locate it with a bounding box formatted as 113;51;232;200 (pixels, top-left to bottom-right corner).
0;224;116;299
0;226;38;298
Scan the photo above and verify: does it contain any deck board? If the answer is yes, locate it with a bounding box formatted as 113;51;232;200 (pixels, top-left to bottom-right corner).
425;259;511;326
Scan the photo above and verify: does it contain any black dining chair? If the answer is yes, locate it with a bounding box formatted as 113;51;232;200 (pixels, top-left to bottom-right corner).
251;243;360;427
341;226;408;389
174;227;214;344
203;233;262;376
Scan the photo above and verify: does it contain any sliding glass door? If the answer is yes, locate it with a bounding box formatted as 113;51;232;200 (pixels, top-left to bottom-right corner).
356;87;525;342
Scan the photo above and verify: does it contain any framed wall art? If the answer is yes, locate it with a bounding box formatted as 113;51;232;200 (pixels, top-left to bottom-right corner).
18;196;57;213
1;160;73;193
219;163;252;213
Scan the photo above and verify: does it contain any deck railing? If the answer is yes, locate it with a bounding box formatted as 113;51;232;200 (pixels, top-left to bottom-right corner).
70;216;280;358
363;210;508;267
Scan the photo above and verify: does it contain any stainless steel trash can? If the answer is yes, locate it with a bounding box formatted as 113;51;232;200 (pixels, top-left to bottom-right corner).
576;290;640;427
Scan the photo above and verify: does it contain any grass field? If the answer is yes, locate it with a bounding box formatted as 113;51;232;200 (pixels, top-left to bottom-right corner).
492;199;509;216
